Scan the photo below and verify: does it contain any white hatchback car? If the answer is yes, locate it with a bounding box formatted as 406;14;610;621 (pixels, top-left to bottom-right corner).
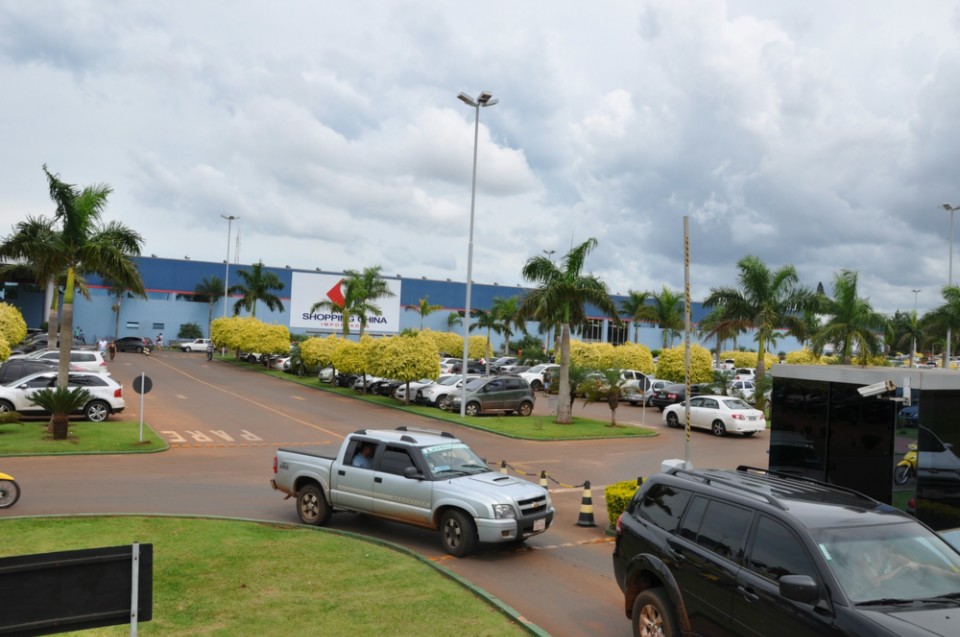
662;394;765;437
0;371;125;422
21;349;108;374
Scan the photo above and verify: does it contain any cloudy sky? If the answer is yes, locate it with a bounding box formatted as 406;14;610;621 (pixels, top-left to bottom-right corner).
2;1;960;315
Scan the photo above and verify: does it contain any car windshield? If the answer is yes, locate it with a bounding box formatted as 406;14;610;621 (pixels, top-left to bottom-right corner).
439;376;462;386
720;398;753;410
420;443;489;477
814;521;960;604
464;378;487;390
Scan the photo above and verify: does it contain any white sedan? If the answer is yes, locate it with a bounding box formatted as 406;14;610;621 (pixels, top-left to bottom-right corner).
662;395;766;437
180;338;213;352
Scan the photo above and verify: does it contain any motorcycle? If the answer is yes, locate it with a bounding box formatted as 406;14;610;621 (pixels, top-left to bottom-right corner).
0;471;20;508
894;443;918;485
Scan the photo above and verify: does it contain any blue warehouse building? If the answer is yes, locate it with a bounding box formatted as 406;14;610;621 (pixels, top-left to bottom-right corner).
5;256;718;352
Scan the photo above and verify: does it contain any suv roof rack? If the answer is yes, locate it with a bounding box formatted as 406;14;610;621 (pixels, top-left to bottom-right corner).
735;465;876;503
669;467;788;510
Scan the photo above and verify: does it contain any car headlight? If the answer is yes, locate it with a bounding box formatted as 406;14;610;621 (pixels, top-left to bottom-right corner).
544;492;553;510
492;504;516;519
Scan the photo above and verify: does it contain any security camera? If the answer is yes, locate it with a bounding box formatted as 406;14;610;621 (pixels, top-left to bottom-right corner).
857;380;896;398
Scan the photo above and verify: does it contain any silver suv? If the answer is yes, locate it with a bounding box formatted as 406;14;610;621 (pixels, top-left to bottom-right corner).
448;376;535;416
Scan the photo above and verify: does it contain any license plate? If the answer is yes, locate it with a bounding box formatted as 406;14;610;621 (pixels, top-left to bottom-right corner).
748;416;757;421
533;518;546;532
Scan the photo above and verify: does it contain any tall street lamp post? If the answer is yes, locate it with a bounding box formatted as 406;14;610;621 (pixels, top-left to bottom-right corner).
912;288;921;366
457;91;497;417
221;214;239;318
943;204;959;367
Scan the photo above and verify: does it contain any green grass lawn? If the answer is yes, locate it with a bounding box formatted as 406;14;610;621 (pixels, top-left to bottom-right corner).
0;419;167;455
0;516;534;637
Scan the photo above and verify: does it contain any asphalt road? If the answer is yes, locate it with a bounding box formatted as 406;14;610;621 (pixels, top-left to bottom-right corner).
1;351;770;637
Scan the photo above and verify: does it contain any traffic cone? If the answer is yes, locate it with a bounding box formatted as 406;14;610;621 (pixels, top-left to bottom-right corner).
539;470;549;490
500;460;508;474
576;480;597;527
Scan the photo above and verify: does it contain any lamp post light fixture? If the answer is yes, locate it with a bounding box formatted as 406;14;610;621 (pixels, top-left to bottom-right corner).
943;204;959;366
221;214;239;318
457;90;498;417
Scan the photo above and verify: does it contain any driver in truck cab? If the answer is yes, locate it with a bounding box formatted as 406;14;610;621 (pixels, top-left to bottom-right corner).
351;442;375;468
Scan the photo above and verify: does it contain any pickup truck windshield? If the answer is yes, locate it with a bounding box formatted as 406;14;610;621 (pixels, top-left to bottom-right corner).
421;443;489;477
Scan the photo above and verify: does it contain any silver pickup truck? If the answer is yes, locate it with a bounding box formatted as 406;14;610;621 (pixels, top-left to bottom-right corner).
270;426;554;556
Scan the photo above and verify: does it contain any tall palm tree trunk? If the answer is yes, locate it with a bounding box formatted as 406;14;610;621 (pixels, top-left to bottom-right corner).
557;324;573;424
57;268;77;389
46;281;59;351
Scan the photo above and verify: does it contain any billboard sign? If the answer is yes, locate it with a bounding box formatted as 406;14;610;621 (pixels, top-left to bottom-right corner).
289;272;401;333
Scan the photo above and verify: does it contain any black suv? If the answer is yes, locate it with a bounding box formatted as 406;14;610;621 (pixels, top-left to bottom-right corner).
0;358;58;384
612;466;960;636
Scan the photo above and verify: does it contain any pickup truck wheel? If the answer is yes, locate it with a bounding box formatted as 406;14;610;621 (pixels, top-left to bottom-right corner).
517;401;533;417
632;588;679;637
440;509;477;557
297;484;331;526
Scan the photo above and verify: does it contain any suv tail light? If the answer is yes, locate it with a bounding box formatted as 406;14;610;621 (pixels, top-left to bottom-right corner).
273;456;278;474
615;513;623;536
114;388;123;398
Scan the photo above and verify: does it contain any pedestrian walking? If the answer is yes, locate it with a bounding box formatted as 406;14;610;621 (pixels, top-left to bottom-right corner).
98;337;108;355
78;327;85;344
206;340;214;361
108;340;117;361
156;333;163;350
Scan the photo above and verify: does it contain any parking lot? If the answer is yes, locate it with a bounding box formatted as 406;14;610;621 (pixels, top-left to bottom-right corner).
1;350;770;636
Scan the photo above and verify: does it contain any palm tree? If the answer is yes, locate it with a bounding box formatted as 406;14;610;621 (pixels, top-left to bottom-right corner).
923;284;960;367
697;308;747;367
446;311;463;330
194;275;224;336
230;261;284;317
633;287;684;349
29;387;92;440
619;290;649;343
703;255;813;410
406;296;443;330
19;166;145;387
891;309;924;367
347;266;395;338
469;309;503;374
519;238;620;424
789;308;824;354
490;296;525;355
0;216;68;350
812;270;889;365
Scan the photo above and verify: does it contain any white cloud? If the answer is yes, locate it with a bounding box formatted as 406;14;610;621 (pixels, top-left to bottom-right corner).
1;0;959;314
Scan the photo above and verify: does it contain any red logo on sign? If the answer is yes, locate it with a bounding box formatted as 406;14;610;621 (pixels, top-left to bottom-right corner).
327;279;345;306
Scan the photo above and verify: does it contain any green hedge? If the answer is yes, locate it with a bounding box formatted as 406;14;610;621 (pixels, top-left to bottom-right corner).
604;479;642;528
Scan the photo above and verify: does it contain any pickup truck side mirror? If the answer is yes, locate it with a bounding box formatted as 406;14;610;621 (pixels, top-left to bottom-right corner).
403;466;425;481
